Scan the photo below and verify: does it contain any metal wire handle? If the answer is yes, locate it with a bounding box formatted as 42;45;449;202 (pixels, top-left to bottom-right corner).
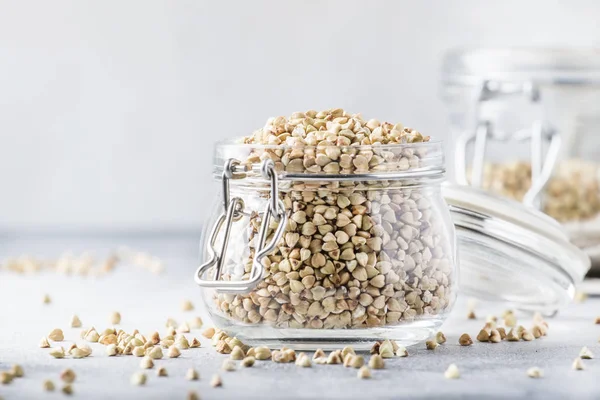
196;156;445;293
194;158;287;293
455;79;560;209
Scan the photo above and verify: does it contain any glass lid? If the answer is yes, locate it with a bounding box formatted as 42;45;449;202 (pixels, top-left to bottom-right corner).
442;47;600;86
443;184;591;315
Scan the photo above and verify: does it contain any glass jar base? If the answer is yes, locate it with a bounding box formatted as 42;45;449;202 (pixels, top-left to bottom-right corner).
212;314;443;351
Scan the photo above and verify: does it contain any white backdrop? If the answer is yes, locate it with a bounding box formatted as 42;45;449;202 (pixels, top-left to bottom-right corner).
1;0;599;231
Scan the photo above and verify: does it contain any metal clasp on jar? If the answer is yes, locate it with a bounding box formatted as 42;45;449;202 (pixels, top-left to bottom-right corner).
195;158;288;293
454;79;562;208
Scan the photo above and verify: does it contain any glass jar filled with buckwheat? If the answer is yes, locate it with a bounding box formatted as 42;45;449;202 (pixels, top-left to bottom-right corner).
195;109;458;349
441;48;600;271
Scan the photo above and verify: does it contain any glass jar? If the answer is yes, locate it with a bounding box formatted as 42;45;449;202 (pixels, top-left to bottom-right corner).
441;48;600;270
196;140;458;349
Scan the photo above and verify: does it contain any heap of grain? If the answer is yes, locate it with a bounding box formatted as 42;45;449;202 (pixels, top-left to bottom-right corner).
211;109;455;329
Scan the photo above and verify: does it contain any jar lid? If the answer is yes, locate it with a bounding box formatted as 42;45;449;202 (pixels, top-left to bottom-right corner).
442;47;600;86
443;183;590;314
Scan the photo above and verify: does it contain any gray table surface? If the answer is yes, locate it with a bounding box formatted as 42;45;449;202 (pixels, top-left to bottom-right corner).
1;233;600;400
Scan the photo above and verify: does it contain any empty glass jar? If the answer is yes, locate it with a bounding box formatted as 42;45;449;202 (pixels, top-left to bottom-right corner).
441;48;600;269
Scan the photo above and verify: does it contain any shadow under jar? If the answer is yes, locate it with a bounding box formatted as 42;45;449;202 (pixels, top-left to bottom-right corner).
196;141;457;350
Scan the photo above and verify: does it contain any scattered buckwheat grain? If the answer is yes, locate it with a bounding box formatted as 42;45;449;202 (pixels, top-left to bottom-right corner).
62;384;73;395
349;355;365;368
506;328;520;342
131;372;146;386
202;327;215;339
242;356;256;367
230;346;245;360
10;365;23;378
255;346;272;360
497;327;507;340
369;354;385;369
273;349;296;363
148;346;164;359
186;368;199;381
211;374;222;387
444;364;460;379
189;317;203;329
140;357;154;369
48;329;64;342
178;322;191;334
396;347;408;357
357;366;371;379
85;329;100;343
574;291;588;303
426;340;438;350
459;333;473;346
176;335;190;350
39;337;50;348
43;379;55;391
49;347;65;359
166;318;178;328
527;367;543;378
489;329;502;343
168;345;181;358
580;347;594;359
215;340;231;354
521;330;534;341
110;312;121;325
70;347;90;359
503;311;517;328
436;331;446;344
0;372;13;384
181;300;194;311
187;391;200;400
70;315;82;328
379;340;395;358
106;344;118;356
60;369;76;383
327;351;342;364
295;353;311;368
313;349;326;360
477;329;490;342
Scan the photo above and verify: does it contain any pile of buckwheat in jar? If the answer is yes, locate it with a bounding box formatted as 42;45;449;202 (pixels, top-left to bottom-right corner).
212;108;456;329
478;160;600;223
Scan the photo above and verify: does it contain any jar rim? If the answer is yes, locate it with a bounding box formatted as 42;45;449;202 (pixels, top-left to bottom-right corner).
215;138;444;150
213;140;446;182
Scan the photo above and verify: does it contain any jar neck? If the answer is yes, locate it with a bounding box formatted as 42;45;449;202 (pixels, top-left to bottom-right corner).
228;175;446;193
213;141;445;181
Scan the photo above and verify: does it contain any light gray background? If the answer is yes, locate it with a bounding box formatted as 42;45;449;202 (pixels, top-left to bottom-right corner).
1;0;600;231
